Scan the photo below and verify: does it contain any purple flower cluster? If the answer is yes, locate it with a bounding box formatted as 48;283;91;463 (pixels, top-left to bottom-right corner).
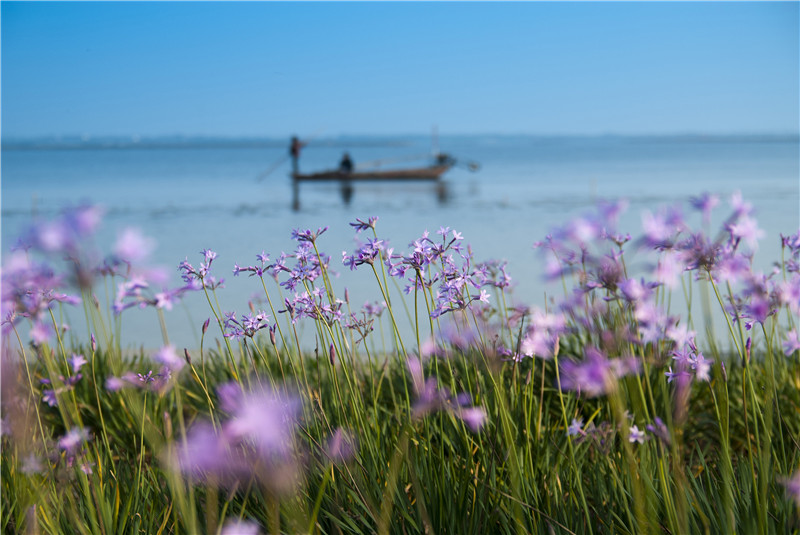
222;310;272;340
1;252;81;344
668;336;712;383
349;216;379;233
40;354;87;407
520;307;567;360
106;345;185;393
342;237;384;271
567;419;618;454
179;249;224;289
279;241;331;293
18;204;104;258
113;275;200;315
569;415;666;450
280;288;343;326
381;226;499;318
57;426;94;474
343;300;386;343
524;192;800;404
291;226;328;244
233;251;287;283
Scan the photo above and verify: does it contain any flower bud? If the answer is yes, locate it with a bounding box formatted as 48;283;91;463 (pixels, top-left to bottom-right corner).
90;333;97;353
202;318;210;334
184;348;192;365
329;343;336;366
745;336;752;364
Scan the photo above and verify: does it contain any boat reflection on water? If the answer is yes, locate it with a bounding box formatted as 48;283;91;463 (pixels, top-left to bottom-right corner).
336;178;451;207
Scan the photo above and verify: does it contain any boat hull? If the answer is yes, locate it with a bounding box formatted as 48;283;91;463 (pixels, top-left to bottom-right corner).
292;165;450;182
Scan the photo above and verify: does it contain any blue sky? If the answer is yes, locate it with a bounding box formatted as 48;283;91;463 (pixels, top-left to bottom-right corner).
2;1;798;138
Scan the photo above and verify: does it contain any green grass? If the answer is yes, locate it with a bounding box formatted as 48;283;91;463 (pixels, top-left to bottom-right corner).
3;319;800;534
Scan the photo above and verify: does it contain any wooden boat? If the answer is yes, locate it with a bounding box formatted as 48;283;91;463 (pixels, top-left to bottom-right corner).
292;163;451;182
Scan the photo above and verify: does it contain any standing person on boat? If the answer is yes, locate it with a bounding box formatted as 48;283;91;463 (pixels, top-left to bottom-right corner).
289;136;305;174
339;152;353;174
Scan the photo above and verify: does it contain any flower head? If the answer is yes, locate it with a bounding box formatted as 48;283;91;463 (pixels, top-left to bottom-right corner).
559;348;640;398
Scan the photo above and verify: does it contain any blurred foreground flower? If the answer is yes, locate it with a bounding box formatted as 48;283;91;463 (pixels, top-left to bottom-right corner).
170;381;302;494
559;347;640;398
781;470;800;507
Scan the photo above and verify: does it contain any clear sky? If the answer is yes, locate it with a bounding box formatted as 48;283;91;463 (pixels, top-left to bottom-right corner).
1;1;798;138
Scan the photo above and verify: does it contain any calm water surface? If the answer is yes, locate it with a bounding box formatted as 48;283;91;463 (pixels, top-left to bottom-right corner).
3;135;798;349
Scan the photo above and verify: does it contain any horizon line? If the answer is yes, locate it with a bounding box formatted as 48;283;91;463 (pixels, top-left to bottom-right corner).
3;130;799;142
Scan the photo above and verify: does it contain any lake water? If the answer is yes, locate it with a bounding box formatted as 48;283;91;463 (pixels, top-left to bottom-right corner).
2;134;798;350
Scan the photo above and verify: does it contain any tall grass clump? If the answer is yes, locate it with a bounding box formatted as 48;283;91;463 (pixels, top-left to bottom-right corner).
2;193;799;534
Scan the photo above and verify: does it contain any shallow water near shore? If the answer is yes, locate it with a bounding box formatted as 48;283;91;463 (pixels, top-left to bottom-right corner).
2;134;798;350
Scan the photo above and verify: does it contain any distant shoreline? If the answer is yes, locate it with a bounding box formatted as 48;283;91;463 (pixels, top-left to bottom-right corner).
3;132;799;151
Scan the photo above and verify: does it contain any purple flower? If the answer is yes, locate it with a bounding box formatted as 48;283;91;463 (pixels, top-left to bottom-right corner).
223;382;301;459
784;330;800;356
221;520;261;535
565;216;602;244
654;251;684;289
567;418;584;437
628;425;647;444
30;322;54;345
105;376;126;391
70;354;88;374
781;470;800;507
713;254;751;284
666;324;695;348
349;216;379;233
641;207;683;249
174;421;237;481
777;274;800;315
114;227;155;262
634;300;670;344
458;407;487;433
154;345;184;372
693;353;712;382
728;215;764;250
21;454;43;474
646;417;671;447
324;428;357;464
619;278;655;304
42;388;59;407
172;381;302;494
59;427;90;453
730;190;753;218
291;226;328;244
559;347;640;398
689;192;719;225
